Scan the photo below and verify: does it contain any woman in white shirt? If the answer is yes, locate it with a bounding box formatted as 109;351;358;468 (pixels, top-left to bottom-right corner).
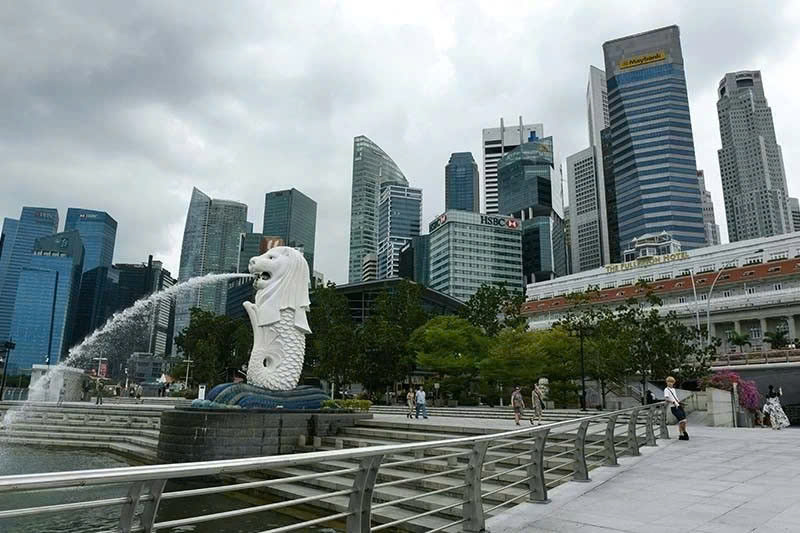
664;376;688;441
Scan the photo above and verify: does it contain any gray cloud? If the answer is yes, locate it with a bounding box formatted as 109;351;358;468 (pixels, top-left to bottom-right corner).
1;0;798;283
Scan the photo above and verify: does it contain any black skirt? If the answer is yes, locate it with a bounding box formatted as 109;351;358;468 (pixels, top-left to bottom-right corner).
671;405;686;422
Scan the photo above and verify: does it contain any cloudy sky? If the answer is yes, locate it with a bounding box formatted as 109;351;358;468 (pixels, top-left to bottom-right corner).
2;1;799;283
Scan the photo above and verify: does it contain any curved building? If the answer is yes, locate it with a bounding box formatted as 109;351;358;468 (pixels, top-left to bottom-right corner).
348;136;408;283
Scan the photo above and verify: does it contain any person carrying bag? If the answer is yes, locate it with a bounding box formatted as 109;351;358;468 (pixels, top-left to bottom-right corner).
664;376;688;440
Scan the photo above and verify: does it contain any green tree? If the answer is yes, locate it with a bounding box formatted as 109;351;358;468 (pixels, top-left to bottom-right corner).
763;330;789;349
306;282;358;396
174;308;252;386
356;280;428;393
728;331;751;353
460;282;526;336
410;316;489;399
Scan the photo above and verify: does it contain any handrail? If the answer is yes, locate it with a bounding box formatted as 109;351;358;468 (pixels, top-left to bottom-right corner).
0;401;669;533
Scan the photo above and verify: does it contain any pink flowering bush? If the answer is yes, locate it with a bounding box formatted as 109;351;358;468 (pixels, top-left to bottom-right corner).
703;370;761;410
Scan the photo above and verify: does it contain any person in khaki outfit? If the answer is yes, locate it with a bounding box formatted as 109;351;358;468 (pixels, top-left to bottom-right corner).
511;386;525;425
531;383;544;425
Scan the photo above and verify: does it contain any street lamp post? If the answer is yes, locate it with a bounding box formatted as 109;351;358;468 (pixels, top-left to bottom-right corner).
687;269;701;332
705;249;762;347
0;340;17;402
579;327;587;411
183;358;193;389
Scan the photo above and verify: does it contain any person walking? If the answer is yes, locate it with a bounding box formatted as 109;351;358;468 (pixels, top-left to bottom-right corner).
406;388;415;419
57;383;66;407
95;380;104;406
415;385;428;419
664;376;688;440
531;383;544;425
511;386;525;425
136;383;143;404
762;385;790;430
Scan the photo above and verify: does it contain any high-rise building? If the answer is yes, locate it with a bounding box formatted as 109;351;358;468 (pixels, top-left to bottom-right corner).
398;235;431;287
789;198;800;232
717;70;792;241
482;119;544;215
361;253;377;282
64;208;117;272
116;258;176;357
8;231;84;374
696;170;721;246
263;188;317;272
498;135;567;284
428;211;522;302
445;152;479;212
174;188;248;345
377;184;422;279
603;25;705;252
71;266;120;347
348;136;409;283
587;66;610;152
0;207;59;343
563;206;573;275
567;147;604;272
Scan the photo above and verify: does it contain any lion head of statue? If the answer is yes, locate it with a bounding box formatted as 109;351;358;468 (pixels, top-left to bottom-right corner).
247;246;311;333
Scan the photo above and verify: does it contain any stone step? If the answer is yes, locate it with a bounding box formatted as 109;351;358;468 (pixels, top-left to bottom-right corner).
1;429;159;451
0;436;158;464
224;473;459;533
7;422;159;439
0;401;167;414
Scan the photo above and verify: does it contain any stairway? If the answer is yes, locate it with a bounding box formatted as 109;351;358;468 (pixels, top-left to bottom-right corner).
0;402;164;463
369;404;593;421
226;415;634;532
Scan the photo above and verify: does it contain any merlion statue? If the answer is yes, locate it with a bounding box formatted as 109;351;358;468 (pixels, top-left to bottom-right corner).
243;246;311;390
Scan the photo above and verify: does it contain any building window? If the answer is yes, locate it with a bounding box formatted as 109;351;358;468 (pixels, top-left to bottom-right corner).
768;266;781;273
723;290;732;298
722;261;737;269
774;283;782;291
656;272;671;280
675;282;684;288
769;250;788;262
700;294;708;300
744;255;762;265
698;264;714;273
746;287;756;295
678;269;691;277
750;328;762;339
743;271;754;277
678;297;686;303
720;274;730;280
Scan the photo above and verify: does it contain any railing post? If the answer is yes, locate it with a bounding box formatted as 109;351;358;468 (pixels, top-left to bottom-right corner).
603;414;619;467
140;479;166;533
573;420;590;482
627;407;640;457
463;441;489;533
659;404;669;440
527;427;550;503
346;454;383;533
644;405;657;446
119;482;144;532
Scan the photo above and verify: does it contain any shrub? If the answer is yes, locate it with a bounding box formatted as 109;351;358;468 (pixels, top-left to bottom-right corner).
703;370;761;410
322;399;372;411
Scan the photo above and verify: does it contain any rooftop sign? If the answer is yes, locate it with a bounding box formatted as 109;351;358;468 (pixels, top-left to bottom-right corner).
604;251;688;273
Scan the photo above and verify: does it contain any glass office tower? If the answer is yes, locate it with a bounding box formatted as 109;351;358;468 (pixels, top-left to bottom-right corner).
64;208;117;272
0;207;59;344
376;184;422;279
603;25;705;250
445;152;479;212
498;135;567;284
174;188;248;346
263;188;317;272
348;136;409;283
8;231;84;374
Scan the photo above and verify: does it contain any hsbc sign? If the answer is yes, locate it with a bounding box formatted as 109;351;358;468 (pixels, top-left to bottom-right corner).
480;215;520;230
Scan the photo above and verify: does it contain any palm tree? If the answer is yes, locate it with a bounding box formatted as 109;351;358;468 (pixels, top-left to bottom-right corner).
729;331;751;353
763;330;789;350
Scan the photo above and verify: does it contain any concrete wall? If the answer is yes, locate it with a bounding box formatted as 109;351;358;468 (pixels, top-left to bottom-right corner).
726;364;800;406
707;387;735;427
158;409;371;463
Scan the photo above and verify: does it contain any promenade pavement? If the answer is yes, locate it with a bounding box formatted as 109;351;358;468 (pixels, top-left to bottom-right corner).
488;425;800;532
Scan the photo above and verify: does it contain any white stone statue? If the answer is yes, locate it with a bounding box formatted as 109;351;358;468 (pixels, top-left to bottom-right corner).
243;246;311;390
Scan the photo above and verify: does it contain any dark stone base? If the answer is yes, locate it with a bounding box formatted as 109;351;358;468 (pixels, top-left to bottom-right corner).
157;408;371;463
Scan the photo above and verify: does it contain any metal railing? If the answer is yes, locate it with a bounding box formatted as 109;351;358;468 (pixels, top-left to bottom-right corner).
0;402;669;533
712;349;800;367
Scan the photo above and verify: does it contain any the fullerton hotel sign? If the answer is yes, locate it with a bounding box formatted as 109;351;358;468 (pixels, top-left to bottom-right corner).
604;251;689;273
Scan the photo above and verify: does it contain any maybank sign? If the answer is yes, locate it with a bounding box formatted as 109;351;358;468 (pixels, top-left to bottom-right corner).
619;51;666;70
604;251;689;273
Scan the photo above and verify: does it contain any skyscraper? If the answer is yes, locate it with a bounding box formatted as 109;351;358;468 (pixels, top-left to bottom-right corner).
498;135;567;284
377;184;422;279
603;26;705;251
696;170;721;246
174;188;248;344
567;147;604;272
717;70;792;241
263;188;317;272
445;152;479;212
482;119;543;214
0;207;59;343
348;135;409;283
8;231;83;373
71;266;120;347
64;208;117;272
789;198;800;232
